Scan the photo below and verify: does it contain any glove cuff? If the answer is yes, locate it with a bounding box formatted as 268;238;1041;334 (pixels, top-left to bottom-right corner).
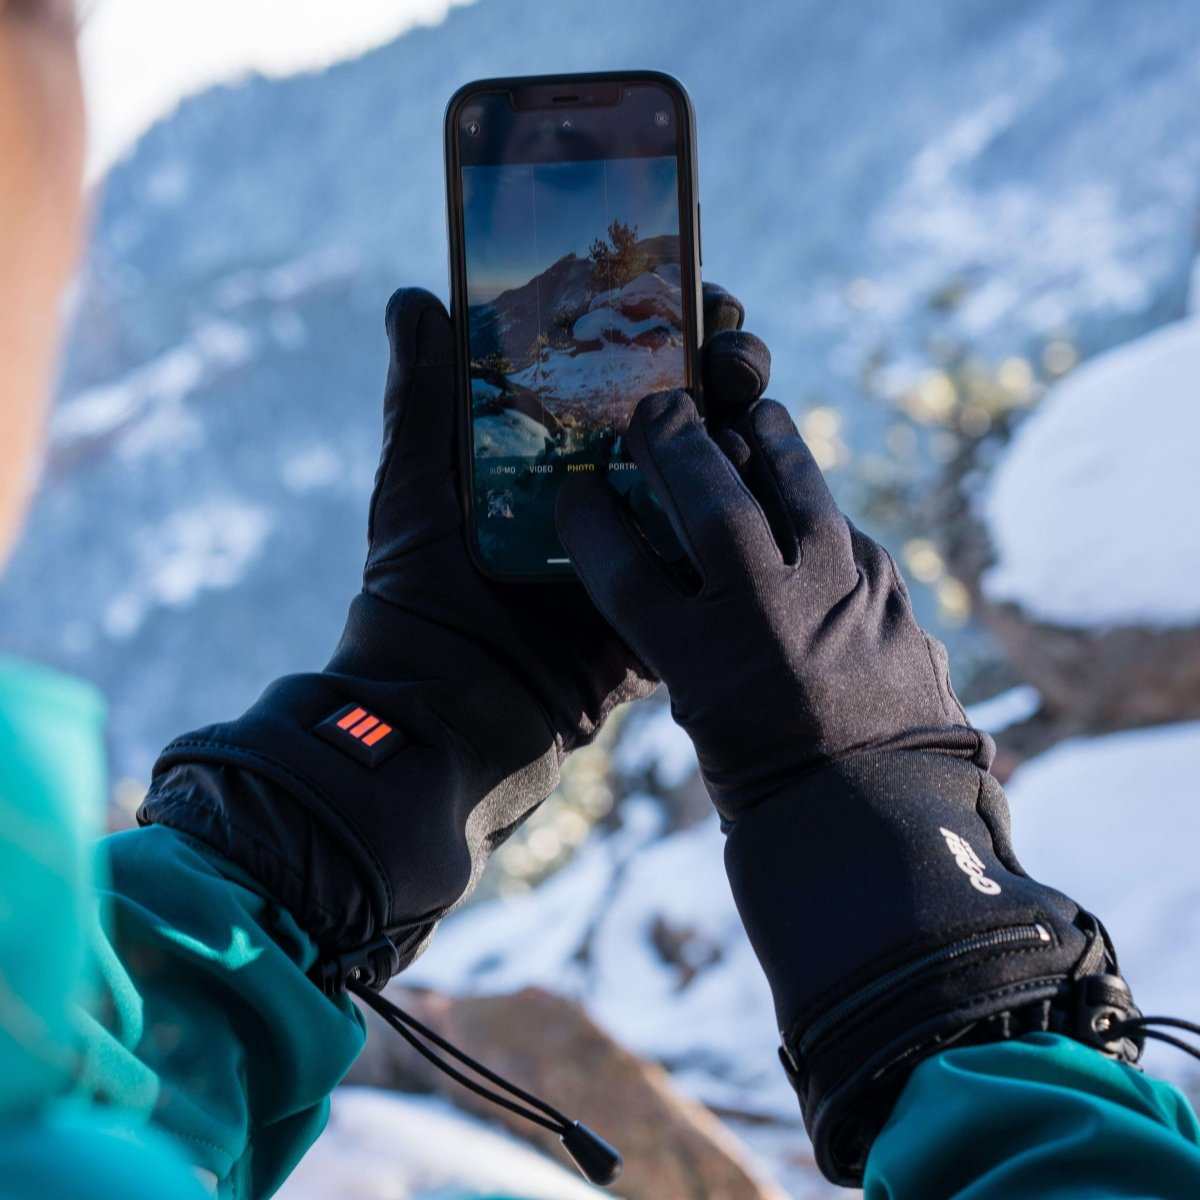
722;750;1138;1185
140;600;560;978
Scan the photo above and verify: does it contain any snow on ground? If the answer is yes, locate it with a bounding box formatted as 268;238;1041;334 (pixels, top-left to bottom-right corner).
408;794;792;1122
981;317;1200;628
612;702;697;789
278;1088;606;1200
1006;719;1200;1082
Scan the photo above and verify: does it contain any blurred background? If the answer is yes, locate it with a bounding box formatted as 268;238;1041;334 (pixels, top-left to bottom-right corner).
5;0;1200;1195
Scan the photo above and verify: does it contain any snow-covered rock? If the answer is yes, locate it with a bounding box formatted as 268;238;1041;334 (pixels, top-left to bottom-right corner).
983;318;1200;629
973;318;1200;729
571;304;672;346
594;268;683;325
507;340;684;421
473;409;552;458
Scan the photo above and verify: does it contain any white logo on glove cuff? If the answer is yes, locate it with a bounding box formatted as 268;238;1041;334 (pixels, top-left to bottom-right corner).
939;826;1001;894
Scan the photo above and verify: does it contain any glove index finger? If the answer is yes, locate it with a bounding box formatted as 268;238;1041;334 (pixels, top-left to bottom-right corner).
737;399;855;582
555;475;677;641
626;390;781;593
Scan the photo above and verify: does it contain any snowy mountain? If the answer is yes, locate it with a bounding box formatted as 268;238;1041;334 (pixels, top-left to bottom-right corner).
4;0;1199;782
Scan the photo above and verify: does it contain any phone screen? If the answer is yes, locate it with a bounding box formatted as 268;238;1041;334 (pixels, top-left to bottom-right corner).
451;79;698;578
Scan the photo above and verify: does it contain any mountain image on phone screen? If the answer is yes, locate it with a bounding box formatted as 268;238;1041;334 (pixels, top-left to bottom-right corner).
463;155;683;574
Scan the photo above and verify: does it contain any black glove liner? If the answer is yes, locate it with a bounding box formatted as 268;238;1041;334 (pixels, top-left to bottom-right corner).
557;391;1144;1185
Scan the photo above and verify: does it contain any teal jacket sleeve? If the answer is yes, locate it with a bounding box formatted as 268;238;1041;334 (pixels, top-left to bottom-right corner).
1;655;361;1200
866;1032;1200;1198
88;825;365;1198
0;658;209;1200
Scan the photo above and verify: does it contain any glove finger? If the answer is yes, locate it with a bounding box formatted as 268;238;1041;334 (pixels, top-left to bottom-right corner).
555;475;679;646
625;390;781;592
370;288;458;547
702;281;745;334
736;399;855;582
702;329;771;429
380;287;456;476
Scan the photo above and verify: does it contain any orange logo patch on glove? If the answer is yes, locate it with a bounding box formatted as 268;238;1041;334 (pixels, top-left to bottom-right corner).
315;703;404;766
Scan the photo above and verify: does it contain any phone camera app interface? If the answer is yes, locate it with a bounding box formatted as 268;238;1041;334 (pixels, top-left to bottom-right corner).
460;86;687;575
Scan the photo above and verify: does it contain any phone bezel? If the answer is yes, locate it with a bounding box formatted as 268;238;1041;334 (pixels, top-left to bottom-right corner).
443;70;703;584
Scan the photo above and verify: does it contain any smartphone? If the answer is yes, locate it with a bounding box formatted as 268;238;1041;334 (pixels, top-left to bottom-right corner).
445;71;702;581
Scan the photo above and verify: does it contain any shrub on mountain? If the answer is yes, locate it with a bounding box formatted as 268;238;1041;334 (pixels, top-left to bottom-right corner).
589;219;650;291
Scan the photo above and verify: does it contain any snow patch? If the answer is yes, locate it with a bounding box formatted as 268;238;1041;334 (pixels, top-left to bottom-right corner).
508;341;683;415
614;702;698;789
1005;720;1200;1080
212;247;359;310
278;1088;605;1200
965;685;1041;734
52;319;254;452
102;501;272;639
874;56;1177;338
572;305;671;344
408;799;790;1120
982;317;1200;627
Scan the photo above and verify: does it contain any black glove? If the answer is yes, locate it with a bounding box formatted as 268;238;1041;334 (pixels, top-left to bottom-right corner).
557;390;1141;1185
139;284;769;990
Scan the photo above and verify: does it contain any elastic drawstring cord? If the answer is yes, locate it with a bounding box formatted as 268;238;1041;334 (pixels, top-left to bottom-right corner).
348;980;622;1187
1114;1015;1200;1065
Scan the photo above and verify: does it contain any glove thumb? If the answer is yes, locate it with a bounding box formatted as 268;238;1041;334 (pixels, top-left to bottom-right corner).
368;288;458;551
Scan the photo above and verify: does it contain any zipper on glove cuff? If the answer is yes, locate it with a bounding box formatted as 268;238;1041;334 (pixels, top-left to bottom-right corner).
793;922;1053;1060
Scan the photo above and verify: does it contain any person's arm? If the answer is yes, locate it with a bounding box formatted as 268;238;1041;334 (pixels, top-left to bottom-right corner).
556;387;1200;1192
89;798;364;1198
128;285;767;1193
0;658;210;1200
